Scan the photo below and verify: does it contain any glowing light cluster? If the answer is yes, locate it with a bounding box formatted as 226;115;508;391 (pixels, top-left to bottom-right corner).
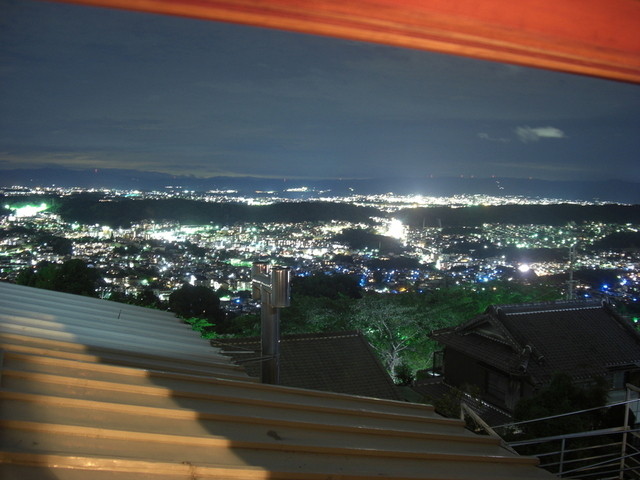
6;203;48;217
387;219;406;240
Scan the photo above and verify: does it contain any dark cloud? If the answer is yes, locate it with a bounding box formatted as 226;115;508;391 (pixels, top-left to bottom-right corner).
0;0;639;181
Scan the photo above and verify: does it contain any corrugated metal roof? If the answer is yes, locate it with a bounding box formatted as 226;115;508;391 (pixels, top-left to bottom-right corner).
0;281;555;479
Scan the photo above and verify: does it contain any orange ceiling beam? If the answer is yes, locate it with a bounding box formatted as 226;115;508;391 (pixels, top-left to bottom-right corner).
54;0;640;83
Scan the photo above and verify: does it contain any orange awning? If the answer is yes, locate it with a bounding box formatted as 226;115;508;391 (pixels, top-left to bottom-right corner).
53;0;640;83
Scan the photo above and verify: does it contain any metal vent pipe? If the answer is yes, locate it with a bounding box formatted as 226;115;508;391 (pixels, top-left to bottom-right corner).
251;262;290;384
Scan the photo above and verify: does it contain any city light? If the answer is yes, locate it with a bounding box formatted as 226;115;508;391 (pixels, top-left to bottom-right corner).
518;264;531;273
387;219;406;240
1;185;639;313
7;203;48;218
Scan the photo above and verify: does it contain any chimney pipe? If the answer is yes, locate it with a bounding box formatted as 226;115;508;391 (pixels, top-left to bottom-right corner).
251;262;290;384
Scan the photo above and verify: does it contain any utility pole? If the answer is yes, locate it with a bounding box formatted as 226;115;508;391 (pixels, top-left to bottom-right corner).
251;262;290;385
566;244;577;300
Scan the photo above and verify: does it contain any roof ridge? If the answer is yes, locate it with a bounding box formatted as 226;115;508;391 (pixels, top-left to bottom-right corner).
505;305;602;316
215;330;362;344
285;332;362;342
495;299;604;315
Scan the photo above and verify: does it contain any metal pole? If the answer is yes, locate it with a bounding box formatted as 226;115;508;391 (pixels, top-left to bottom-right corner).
251;263;290;385
567;244;577;300
620;386;631;480
559;438;566;476
260;285;280;385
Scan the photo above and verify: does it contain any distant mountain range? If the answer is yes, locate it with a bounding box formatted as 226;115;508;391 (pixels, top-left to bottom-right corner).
1;167;639;204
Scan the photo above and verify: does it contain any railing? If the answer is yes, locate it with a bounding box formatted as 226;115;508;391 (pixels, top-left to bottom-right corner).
508;426;640;478
462;384;640;479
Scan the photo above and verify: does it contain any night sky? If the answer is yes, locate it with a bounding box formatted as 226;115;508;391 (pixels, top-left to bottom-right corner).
1;0;639;182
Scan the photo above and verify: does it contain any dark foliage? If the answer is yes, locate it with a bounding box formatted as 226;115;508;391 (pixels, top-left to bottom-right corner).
393;361;414;386
441;242;568;263
366;256;422;271
16;259;102;296
573;268;621;289
40;235;73;255
53;195;379;228
592;231;640;250
184;241;208;257
132;288;165;309
168;284;223;322
291;273;362;300
427;384;482;419
398;204;640;227
513;373;609;439
442;241;499;256
332;254;355;264
113;244;141;255
10;193;639;229
332;228;404;254
509;374;633;476
0;226;72;255
233;281;561;375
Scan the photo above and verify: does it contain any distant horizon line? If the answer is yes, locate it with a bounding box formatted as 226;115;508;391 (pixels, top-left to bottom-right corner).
0;165;638;184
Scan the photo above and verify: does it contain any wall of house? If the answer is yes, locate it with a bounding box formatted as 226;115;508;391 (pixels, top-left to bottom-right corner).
443;347;487;392
443;347;520;411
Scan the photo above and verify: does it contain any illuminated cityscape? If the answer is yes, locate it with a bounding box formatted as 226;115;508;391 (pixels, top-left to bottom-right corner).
1;185;638;315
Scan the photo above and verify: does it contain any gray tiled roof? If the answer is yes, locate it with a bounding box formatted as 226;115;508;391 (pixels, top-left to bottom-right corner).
214;331;401;400
431;300;640;384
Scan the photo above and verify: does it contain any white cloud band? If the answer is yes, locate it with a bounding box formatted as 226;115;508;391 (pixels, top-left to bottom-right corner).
516;126;565;143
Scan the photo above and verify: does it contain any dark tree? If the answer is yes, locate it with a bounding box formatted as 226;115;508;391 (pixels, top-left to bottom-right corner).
53;259;102;296
132;288;164;309
16;259;101;297
592;231;640;250
513;373;608;439
332;228;404;254
168;284;222;321
291;273;362;300
37;233;73;255
184;241;208;257
366;256;421;270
